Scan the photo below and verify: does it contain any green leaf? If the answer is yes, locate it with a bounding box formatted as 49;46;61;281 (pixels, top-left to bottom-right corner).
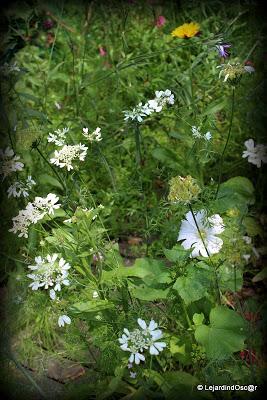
164;245;191;263
70;300;114;314
129;284;170;300
216;176;255;211
252;267;267;283
193;313;205;326
195;306;247;360
38;173;63;190
173;263;212;304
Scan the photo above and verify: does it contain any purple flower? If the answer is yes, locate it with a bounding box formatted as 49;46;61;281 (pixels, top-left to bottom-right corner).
43;19;54;30
216;43;231;58
155;16;166;28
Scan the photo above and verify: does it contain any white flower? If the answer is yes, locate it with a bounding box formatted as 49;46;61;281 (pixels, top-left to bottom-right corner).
123;90;174;123
48;127;69;146
54;102;62;110
7;176;36;198
244;65;255;74
83;127;102;142
242;254;251;263
50;144;88;171
9;193;61;238
92;290;99;298
0;62;20;75
118;318;166;364
178;210;225;257
27;254;71;295
191;126;202;139
243;236;252;245
58;315;71;327
242;139;267;168
129;372;137;379
0;147;24;179
204;131;212;141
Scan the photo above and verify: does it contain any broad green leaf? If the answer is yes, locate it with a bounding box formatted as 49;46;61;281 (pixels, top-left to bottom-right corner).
129;284;170;300
193;313;205;326
252;267;267;283
217;176;255;211
195;306;247;360
152;147;185;172
164;245;191;263
38;173;64;190
169;337;186;355
173;264;212;304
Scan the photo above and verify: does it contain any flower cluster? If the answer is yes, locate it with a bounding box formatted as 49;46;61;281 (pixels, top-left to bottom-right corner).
217;61;255;84
191;126;212;141
9;193;60;238
242;139;267;168
0;147;24;179
178;210;225;257
168;175;201;205
27;253;71;300
48;127;69;146
123;89;174;123
7;176;36;198
50;144;88;171
171;22;200;38
119;319;166;364
82;127;102;142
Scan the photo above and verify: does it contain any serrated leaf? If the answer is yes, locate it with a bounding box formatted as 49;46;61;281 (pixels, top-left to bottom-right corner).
164;245;191;262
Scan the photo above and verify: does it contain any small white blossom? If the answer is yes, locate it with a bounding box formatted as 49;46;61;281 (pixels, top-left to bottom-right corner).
48;127;69;146
9;193;61;238
0;62;21;75
54;102;62;110
83;127;102;142
58;315;71;327
50;144;88;171
92;290;99;298
27;254;70;294
242;254;251;263
0;147;24;179
123;90;174;123
129;372;137;379
191;126;212;141
243;236;252;245
118;319;166;364
204;131;212;141
178;210;225;257
242;139;267;168
7;176;36;198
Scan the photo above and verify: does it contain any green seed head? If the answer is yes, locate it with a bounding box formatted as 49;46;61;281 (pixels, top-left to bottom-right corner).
168;175;201;205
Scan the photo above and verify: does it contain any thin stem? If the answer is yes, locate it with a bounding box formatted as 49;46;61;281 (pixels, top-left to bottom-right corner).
181;300;193;330
134;123;142;166
215;88;235;198
188;204;221;304
35;146;66;191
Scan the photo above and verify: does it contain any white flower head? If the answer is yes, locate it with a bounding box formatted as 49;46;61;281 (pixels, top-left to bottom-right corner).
191;126;202;139
9;193;61;238
242;139;267;168
58;314;71;327
7;176;36;198
178;210;225;257
27;254;70;294
50;144;88;171
48;127;69;146
118;318;166;364
0;147;24;179
83;127;102;142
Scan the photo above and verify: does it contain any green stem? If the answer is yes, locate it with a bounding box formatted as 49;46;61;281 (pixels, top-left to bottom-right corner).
35;146;66;191
188;204;221;305
215;88;235;198
134;123;142;166
181;300;193;330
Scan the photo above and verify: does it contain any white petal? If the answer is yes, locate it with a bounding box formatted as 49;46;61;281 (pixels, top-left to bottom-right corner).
137;318;147;330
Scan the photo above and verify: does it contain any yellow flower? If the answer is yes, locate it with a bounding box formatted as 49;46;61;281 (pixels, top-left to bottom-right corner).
171;22;200;38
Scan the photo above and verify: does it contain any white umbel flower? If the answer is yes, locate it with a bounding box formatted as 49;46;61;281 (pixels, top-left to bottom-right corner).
27;253;70;295
123;89;174;123
242;139;267;168
178;210;225;257
118;318;166;364
7;176;36;198
50;144;88;171
9;193;61;238
191;126;212;141
82;127;102;142
58;315;71;327
0;147;24;179
48;127;69;146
